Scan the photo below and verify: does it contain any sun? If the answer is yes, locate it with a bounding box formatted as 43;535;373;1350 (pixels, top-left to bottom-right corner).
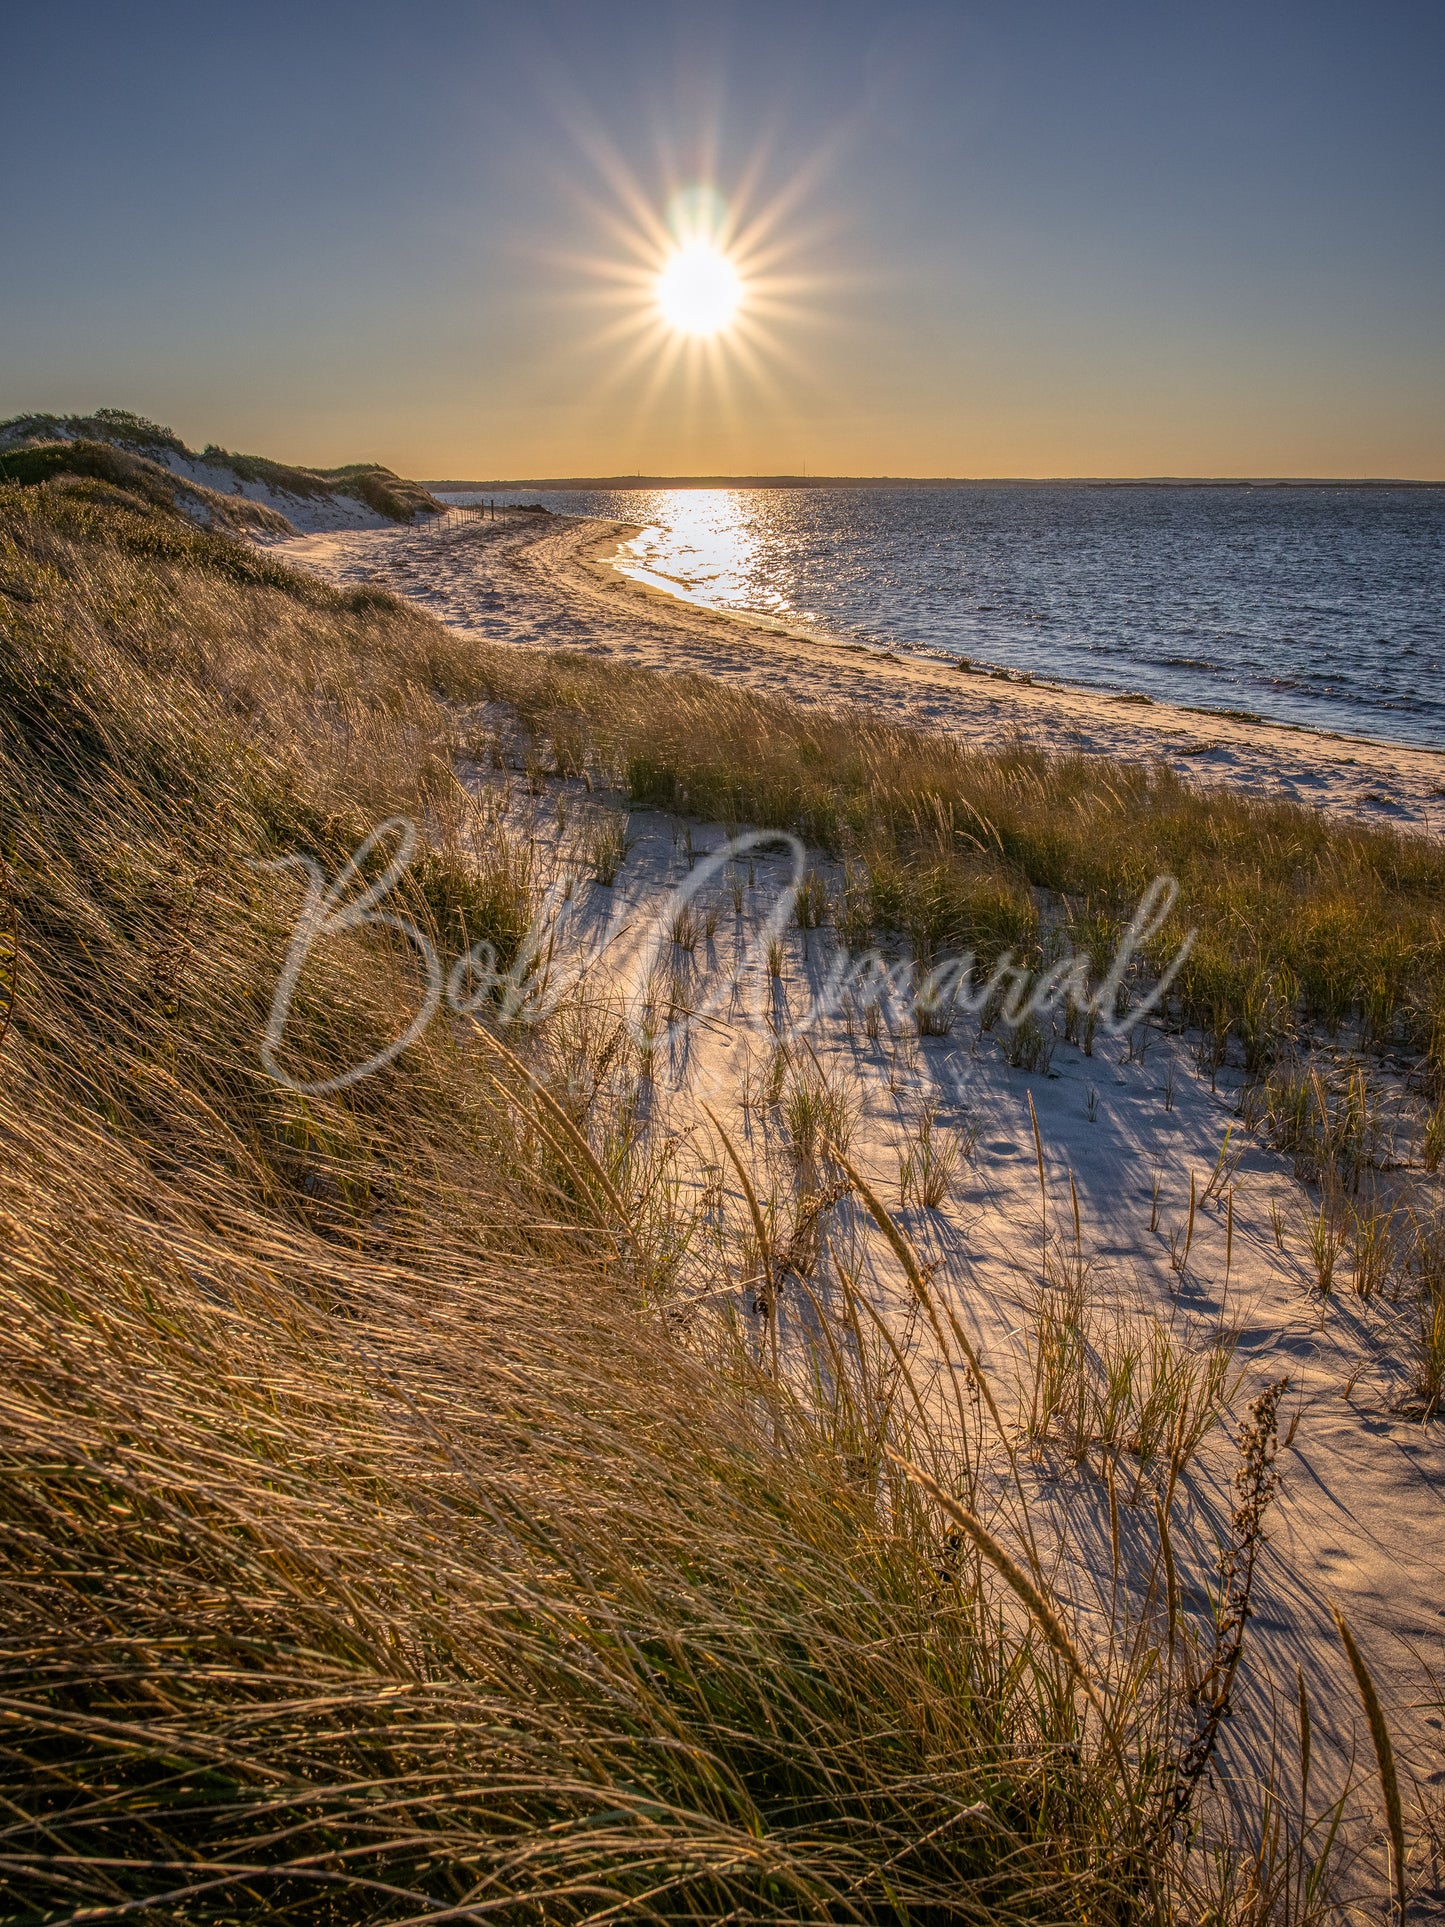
560;165;818;417
656;240;742;337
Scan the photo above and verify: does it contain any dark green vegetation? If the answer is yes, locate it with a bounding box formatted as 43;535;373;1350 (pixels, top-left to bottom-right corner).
0;407;443;525
0;472;1428;1920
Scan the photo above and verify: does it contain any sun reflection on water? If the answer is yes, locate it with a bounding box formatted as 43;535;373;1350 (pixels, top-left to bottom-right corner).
614;491;816;625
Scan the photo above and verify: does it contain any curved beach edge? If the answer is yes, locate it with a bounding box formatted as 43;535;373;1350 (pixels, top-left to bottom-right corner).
560;517;1445;837
278;509;1445;838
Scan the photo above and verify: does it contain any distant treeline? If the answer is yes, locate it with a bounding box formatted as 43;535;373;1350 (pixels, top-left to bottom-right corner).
425;473;1445;491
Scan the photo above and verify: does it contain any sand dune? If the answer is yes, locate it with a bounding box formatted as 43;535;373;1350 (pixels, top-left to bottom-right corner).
278;508;1445;1853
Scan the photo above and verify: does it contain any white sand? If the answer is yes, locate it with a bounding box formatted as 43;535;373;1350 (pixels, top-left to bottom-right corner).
278;510;1445;1877
282;509;1445;835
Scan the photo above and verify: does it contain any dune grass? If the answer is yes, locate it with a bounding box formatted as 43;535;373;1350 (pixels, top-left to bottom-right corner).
0;406;190;458
0;438;296;535
0;473;1423;1920
459;648;1445;1075
0;407;442;523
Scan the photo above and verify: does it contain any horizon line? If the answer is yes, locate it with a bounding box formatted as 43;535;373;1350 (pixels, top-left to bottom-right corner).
422;472;1445;491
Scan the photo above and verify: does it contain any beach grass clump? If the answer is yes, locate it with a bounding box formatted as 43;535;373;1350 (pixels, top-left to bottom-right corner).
777;1054;857;1174
578;802;632;883
792;864;830;930
898;1104;962;1209
1259;1059;1393;1195
1026;1253;1234;1479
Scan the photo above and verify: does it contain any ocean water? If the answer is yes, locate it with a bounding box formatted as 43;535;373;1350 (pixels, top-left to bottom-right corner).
442;485;1445;750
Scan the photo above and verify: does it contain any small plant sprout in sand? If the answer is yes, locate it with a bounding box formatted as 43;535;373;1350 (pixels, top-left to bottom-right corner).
779;1056;857;1177
1265;1061;1385;1193
1300;1184;1349;1298
836;871;873;951
669;901;701;951
1349;1192;1397;1300
1123;1019;1152;1065
1162;1055;1177;1112
736;1058;758;1112
1025;1224;1234;1481
666;964;696;1019
1270;1198;1288;1251
1203;1123;1242;1202
1405;1212;1445;1418
793;868;829;934
581;807;631;885
1005;1014;1054;1072
1169;1172;1197;1278
523;741;549;794
1412;1276;1445;1421
914;975;959;1038
898;1105;961;1211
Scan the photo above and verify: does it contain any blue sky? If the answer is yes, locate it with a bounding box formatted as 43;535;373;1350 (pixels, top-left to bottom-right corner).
3;0;1443;476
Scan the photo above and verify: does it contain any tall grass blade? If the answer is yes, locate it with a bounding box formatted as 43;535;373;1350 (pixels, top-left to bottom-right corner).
1331;1604;1407;1925
830;1141;1008;1454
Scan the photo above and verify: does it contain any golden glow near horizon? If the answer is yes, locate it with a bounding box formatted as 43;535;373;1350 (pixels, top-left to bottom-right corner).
656;240;742;336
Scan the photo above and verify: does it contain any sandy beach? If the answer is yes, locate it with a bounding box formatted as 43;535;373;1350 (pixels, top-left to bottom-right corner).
278;508;1445;1841
281;508;1445;837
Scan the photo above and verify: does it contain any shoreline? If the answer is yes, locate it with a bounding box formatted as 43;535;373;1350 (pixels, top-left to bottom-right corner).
278;510;1445;836
596;523;1440;758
